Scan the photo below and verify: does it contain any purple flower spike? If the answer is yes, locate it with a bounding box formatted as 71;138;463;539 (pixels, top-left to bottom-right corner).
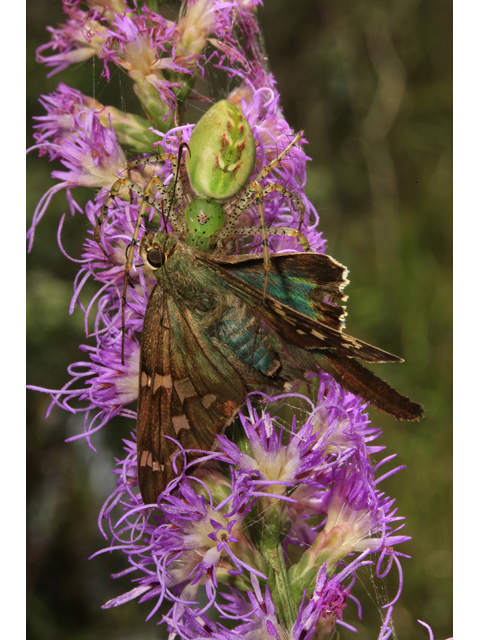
292;565;349;640
94;383;409;634
33;83;101;155
28;1;424;637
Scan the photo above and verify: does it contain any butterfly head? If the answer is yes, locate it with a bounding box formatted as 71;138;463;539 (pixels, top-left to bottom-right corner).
140;232;178;273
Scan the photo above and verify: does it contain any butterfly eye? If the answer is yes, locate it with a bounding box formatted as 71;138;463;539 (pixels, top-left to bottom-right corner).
147;247;165;268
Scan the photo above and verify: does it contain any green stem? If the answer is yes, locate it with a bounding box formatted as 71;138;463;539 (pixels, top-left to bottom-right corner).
262;537;296;630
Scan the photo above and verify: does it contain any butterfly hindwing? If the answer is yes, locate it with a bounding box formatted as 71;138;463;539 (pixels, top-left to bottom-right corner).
285;342;424;421
314;350;424;421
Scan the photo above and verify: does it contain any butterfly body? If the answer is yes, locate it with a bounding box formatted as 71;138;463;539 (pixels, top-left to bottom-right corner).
136;231;424;504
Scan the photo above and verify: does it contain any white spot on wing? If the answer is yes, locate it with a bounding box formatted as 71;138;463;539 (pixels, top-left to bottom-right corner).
174;378;196;403
140;450;153;467
172;414;190;434
202;394;216;409
153;373;172;393
141;372;152;387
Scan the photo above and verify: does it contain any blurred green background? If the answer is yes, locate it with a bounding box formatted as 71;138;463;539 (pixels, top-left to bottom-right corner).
26;1;452;638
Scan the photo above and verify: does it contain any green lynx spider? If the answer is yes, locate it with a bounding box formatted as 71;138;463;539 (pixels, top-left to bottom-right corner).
94;101;312;362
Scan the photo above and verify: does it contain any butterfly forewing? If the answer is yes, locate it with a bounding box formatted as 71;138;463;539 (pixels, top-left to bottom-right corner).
199;252;402;363
137;280;251;505
205;251;349;330
198;250;423;420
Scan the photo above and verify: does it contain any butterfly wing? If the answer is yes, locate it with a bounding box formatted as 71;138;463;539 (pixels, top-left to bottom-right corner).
199;251;401;363
287;342;424;420
137;285;249;504
210;251;349;330
197;251;424;420
315;350;424;421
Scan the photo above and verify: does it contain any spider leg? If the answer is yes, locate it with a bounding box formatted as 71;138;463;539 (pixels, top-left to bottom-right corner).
121;194;153;364
248;131;304;193
232;180;310;299
94;153;186;259
217;132;306;240
93;151;188;361
132;152;188;224
252;182;306;231
252;180;271;299
223;181;306;224
231;224;311;250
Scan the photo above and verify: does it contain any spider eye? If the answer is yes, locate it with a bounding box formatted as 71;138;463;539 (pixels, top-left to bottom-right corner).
147;247;165;268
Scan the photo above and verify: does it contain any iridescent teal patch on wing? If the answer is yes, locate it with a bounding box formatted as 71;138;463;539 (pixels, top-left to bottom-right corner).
232;270;321;318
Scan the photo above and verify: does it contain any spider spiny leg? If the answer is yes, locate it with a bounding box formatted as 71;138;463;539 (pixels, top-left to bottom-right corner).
121;178;159;364
258;183;306;232
94;151;186;246
219;132;305;238
231;225;311;252
252;180;271;300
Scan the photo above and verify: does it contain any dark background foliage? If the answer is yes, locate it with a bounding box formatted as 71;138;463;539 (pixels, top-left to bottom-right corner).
26;1;452;638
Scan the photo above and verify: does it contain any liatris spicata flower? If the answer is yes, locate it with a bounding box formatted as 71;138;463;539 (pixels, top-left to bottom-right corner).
95;384;410;638
28;2;416;638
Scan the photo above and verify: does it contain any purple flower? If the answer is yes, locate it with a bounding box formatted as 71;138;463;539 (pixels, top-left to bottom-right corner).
415;620;453;640
99;452;269;622
33;83;100;154
217;391;341;496
323;455;410;556
220;575;285;639
91;380;408;636
36;2;112;76
28;109;126;250
33;82;158;157
28;1;419;638
101;12;184;121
